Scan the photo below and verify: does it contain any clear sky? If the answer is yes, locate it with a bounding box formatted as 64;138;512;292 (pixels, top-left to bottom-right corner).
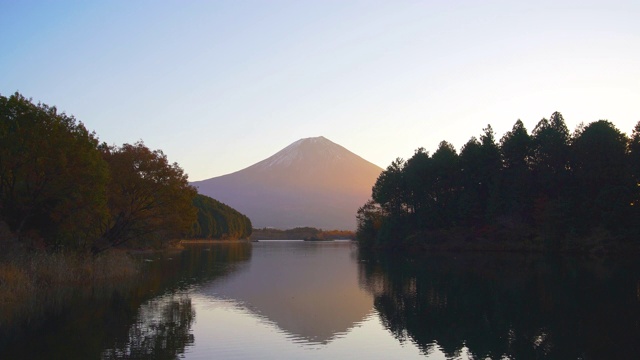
2;0;639;181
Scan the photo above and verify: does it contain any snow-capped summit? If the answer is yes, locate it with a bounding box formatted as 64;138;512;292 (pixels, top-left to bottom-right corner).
251;136;355;171
191;136;382;230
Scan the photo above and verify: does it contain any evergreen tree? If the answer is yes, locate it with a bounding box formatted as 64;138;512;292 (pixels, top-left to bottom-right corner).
498;120;533;222
571;120;630;232
356;112;640;251
429;141;459;228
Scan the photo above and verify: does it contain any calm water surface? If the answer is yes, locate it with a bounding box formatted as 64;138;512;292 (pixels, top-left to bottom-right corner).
4;241;640;359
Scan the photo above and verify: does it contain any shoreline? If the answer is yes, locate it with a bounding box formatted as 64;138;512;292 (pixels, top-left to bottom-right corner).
179;238;251;244
359;239;640;256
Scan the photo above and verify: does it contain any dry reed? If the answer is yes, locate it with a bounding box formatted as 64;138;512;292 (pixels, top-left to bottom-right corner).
0;248;140;328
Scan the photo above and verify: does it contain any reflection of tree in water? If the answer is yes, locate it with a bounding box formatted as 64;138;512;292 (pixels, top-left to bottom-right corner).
103;294;195;360
99;243;251;359
141;242;253;293
1;243;251;359
359;251;640;359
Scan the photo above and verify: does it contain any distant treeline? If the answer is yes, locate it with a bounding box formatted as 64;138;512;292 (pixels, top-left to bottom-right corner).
357;112;640;252
251;227;355;240
0;92;251;253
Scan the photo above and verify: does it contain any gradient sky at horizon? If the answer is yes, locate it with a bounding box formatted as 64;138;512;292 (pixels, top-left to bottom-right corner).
2;1;639;181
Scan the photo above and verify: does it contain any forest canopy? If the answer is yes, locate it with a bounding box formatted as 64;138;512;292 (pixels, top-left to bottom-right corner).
190;194;252;240
0;92;251;252
357;112;640;252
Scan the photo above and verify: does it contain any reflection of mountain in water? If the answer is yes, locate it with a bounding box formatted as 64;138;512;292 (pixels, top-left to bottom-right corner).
198;241;374;344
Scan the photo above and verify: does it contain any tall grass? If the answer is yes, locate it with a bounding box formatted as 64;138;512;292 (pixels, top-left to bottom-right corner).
0;246;139;330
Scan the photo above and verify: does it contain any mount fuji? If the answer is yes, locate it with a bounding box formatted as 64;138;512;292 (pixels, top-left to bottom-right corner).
191;136;382;230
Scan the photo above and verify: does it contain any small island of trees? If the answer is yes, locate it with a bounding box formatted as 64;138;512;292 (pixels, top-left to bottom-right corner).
357;112;640;253
250;227;355;241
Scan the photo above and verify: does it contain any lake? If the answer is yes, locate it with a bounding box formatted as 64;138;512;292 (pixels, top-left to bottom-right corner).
3;240;640;359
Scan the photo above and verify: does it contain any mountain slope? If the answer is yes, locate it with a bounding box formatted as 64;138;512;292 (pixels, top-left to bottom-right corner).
191;136;382;230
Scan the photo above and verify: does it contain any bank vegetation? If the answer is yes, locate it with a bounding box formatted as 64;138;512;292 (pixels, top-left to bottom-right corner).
0;92;252;329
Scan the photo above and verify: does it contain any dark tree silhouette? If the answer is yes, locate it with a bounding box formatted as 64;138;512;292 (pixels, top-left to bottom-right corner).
357;113;640;252
498;120;533;221
570;120;630;232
